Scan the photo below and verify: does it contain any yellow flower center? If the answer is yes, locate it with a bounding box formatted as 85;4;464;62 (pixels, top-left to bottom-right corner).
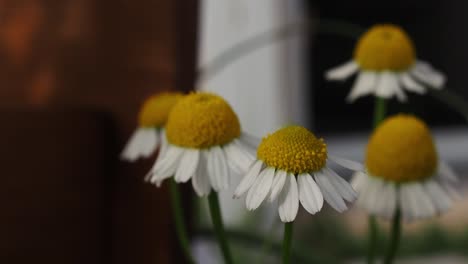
365;114;438;183
257;126;327;174
166;92;241;149
138;92;184;128
354;24;416;71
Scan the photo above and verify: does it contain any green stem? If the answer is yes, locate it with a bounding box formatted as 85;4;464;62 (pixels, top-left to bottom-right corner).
367;216;378;264
169;180;195;263
282;222;294;264
367;97;387;264
373;96;387;127
384;207;402;264
208;192;234;264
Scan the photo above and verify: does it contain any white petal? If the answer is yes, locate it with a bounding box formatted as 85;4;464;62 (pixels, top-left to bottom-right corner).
356;175;385;215
379;183;397;219
375;71;407;101
192;151;211;196
400;183;435;221
140;129;159;158
150;145;184;183
121;128;158;161
314;171;347;212
328;155;363;171
412;183;436;218
350;171;367;191
411;61;446;89
324;168;357;202
400;184;415;221
298;173;324;214
438;162;458;183
174;149;199;183
269;170;288;202
423;180;452;213
325;60;359;80
278;175;299;222
233;160;263;198
239;133;261;150
159;129;169;157
399;73;426;94
207;146;230;191
245;167;275;210
346;71;377;102
224;139;255;175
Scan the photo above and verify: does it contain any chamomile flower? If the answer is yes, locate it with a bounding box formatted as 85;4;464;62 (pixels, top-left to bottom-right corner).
146;92;256;195
326;24;446;102
121;92;183;161
234;126;363;222
352;114;459;221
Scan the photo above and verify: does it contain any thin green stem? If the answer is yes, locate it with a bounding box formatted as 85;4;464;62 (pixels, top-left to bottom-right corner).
169;179;195;264
282;222;294;264
208;192;234;264
367;96;388;264
384;207;402;264
373;96;387;127
367;216;378;264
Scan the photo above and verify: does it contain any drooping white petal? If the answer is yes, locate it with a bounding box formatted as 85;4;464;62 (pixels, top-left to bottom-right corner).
325;60;359;81
121;128;158;161
140;128;159;158
174;149;199;183
423;180;452;213
350;171;367;191
410;183;436;219
297;173;323;214
400;184;415;221
239;133;261;150
159;129;169;157
378;183;397;219
314;171;347;212
356;175;385;215
399;73;426;94
206;146;230;191
234;160;263;198
224;139;255;175
324;168;357;202
328;156;363;171
192;151;211;196
245;167;275;210
346;71;377;102
438;162;458;183
150;145;185;183
410;61;446;89
269;170;288;202
278;175;299;222
375;71;406;101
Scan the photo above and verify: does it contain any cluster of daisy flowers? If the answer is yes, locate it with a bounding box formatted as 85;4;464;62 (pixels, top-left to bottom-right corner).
119;22;462;263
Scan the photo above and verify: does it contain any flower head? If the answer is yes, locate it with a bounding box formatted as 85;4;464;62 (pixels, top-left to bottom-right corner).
326;24;445;102
352;114;459;221
121;92;183;161
146;92;256;196
235;126;362;222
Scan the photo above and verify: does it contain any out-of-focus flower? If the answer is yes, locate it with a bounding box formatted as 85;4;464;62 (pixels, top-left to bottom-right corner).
325;24;446;102
352;114;458;221
121;92;183;162
146;92;257;196
234;126;362;222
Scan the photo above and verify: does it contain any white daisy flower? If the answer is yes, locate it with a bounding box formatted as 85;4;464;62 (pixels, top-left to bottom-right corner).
352;114;459;221
234;126;363;222
121;92;183;162
146;92;257;195
120;92;183;162
325;24;446;102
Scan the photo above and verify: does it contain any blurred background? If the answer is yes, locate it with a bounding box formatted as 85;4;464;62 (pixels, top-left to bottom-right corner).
1;0;467;263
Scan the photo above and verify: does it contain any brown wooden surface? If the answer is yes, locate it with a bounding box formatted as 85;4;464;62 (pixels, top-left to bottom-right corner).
0;0;198;263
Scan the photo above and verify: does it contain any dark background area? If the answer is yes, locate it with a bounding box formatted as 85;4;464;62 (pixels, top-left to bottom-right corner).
309;0;467;133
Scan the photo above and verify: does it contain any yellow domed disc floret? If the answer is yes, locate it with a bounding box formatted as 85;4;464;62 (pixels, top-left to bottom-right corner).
354;24;416;71
366;114;438;183
166;92;241;149
138;92;184;128
257;126;327;175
